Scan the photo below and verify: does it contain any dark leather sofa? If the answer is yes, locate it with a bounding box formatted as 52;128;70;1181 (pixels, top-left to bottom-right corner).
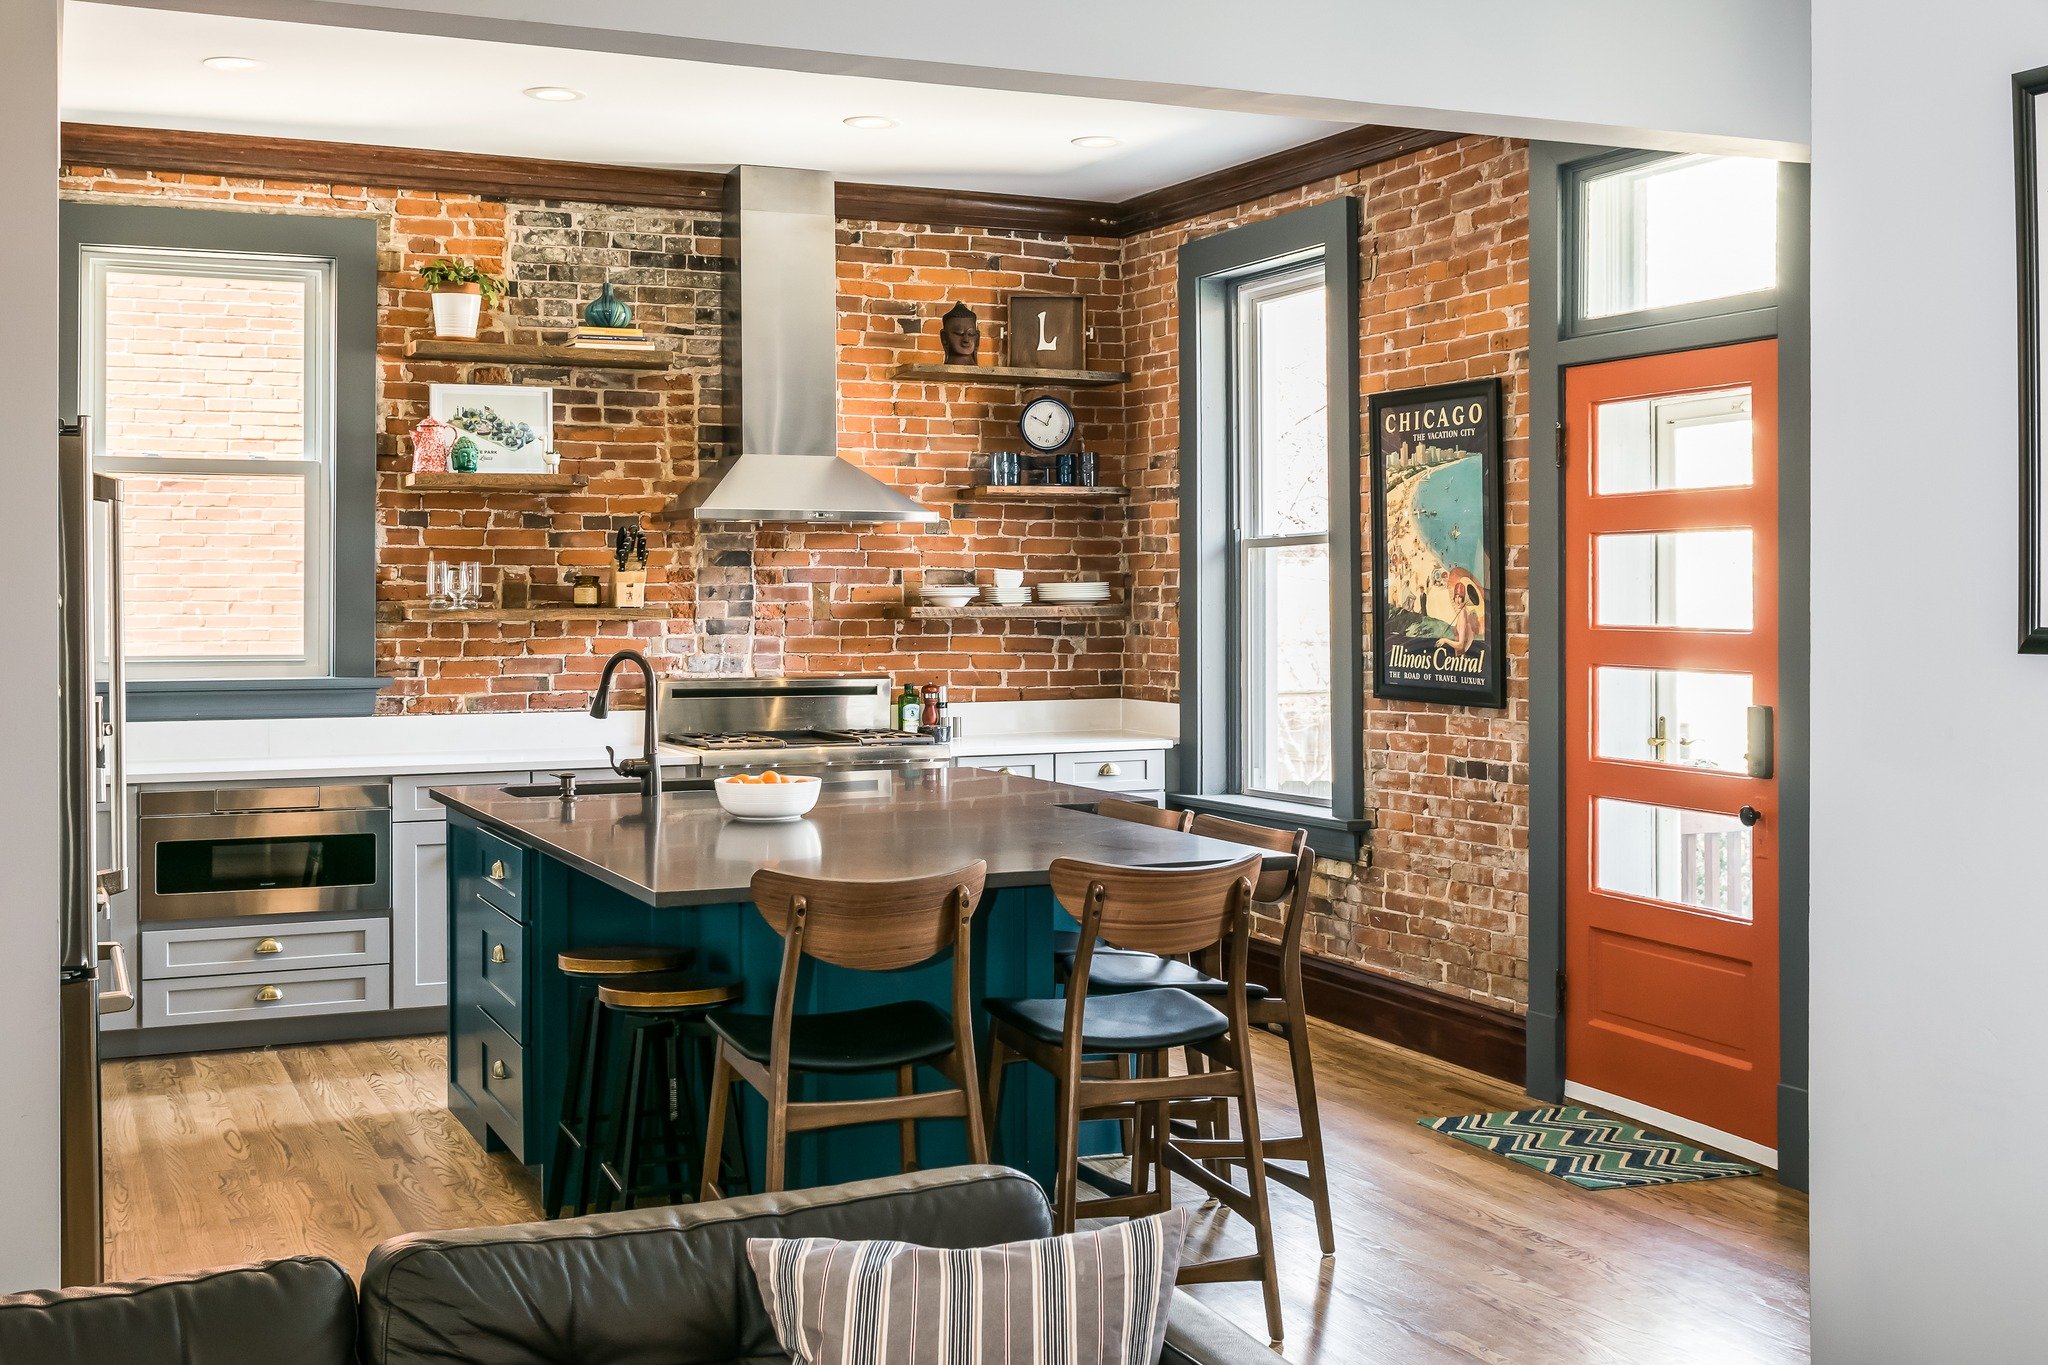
0;1165;1272;1363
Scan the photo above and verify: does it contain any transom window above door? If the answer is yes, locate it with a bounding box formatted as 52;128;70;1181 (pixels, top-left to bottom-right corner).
1574;153;1779;327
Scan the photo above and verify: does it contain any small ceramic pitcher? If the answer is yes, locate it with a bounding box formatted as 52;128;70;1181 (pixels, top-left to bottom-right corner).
410;416;456;473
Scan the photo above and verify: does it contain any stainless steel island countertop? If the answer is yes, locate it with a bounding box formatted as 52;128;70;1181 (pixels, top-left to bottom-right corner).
429;767;1279;907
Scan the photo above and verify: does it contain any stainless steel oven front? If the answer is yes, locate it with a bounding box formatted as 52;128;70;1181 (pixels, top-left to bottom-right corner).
136;784;391;923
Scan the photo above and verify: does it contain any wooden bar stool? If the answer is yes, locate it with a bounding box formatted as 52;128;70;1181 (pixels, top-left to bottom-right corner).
984;853;1285;1343
594;969;743;1211
1053;798;1191;959
545;944;688;1219
699;862;989;1198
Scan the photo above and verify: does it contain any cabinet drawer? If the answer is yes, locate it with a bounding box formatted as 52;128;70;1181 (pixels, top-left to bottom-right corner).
470;896;525;1041
394;772;531;823
954;753;1056;782
142;964;389;1028
473;827;527;918
141;916;390;981
455;1003;527;1157
1055;749;1167;793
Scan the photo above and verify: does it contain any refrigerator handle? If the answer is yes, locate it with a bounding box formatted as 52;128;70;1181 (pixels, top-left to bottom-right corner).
95;472;129;896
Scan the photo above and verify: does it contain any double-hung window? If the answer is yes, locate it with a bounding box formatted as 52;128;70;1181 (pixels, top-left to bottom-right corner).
1177;198;1367;856
81;245;335;678
1232;264;1332;803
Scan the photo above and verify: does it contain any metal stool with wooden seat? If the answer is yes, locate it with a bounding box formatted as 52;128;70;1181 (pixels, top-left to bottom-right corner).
698;862;989;1198
545;944;688;1218
593;969;744;1211
984;853;1285;1343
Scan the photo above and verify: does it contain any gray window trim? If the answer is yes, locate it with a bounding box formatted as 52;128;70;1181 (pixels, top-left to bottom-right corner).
1172;197;1368;860
1526;143;1810;1189
59;201;386;719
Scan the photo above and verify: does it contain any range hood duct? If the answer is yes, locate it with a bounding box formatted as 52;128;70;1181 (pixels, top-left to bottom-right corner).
695;165;936;524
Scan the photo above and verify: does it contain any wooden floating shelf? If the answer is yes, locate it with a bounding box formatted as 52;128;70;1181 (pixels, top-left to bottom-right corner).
401;605;671;624
891;363;1130;388
894;602;1124;621
405;338;674;371
401;472;586;492
966;484;1128;501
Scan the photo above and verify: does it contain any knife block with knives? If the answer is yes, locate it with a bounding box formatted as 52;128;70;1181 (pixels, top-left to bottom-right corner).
607;524;651;608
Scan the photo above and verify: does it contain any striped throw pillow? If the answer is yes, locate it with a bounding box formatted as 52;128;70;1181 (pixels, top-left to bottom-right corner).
745;1207;1190;1365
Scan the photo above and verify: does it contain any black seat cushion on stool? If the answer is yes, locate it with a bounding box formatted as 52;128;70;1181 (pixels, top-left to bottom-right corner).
710;1000;957;1074
1055;945;1269;1001
987;987;1228;1053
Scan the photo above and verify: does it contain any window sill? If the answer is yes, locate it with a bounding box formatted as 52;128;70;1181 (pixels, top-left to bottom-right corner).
125;676;391;722
1171;791;1371;861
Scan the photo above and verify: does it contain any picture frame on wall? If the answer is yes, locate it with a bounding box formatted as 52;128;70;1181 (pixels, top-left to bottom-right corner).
1005;294;1086;370
1368;376;1507;707
2014;64;2048;652
427;383;553;473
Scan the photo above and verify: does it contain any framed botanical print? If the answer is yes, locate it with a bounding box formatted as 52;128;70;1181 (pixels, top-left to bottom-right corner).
2016;64;2048;651
1368;377;1507;706
1006;294;1086;370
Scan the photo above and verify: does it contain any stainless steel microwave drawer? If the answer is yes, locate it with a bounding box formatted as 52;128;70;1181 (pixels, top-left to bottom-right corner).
142;964;390;1028
140;916;391;981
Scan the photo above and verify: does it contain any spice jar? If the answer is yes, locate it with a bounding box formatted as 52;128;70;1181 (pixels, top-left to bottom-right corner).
572;574;601;607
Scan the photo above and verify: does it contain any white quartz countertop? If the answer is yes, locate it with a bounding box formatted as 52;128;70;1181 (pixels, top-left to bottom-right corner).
124;699;1177;785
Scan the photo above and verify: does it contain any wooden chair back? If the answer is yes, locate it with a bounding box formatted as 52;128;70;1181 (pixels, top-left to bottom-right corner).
1094;797;1192;833
1049;854;1261;961
1189;814;1310;917
750;862;988;972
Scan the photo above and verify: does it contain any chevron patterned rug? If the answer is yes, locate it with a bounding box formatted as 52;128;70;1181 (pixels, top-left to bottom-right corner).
1418;1104;1761;1190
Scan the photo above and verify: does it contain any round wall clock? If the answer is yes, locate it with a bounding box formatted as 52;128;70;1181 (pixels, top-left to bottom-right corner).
1019;394;1076;452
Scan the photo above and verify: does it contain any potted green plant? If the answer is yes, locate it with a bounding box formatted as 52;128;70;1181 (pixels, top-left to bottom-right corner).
418;259;505;340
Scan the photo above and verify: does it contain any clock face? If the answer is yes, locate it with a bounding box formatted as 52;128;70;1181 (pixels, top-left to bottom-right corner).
1019;395;1076;452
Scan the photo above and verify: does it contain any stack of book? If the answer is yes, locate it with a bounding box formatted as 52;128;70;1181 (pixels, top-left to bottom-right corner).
566;324;660;350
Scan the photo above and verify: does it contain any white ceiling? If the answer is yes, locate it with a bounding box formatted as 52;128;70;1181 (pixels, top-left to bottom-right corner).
61;4;1353;201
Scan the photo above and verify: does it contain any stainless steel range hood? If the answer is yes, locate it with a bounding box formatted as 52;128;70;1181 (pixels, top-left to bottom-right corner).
695;166;936;524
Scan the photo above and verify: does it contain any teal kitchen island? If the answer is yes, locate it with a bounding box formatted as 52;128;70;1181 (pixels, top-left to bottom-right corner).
430;766;1280;1195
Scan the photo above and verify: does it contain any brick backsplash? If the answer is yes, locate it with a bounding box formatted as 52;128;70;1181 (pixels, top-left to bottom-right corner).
60;135;1534;1015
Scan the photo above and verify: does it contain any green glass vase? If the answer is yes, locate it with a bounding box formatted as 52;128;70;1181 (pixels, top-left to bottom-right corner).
583;282;633;329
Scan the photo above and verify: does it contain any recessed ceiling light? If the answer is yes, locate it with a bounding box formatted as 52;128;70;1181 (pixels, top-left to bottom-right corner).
843;115;897;130
523;86;584;103
201;56;264;72
1071;135;1122;149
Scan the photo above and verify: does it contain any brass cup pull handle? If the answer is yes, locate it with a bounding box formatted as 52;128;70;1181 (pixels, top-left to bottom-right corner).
490;944;509;964
255;985;283;1004
1097;762;1122;778
490;1060;511;1080
488;859;507;881
994;766;1015;775
254;938;283;956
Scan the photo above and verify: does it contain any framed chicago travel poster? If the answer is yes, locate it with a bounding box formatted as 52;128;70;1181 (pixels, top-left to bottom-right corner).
1369;377;1507;707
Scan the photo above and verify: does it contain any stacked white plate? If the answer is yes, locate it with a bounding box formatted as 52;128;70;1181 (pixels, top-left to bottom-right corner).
920;585;978;607
1036;580;1112;604
981;585;1035;606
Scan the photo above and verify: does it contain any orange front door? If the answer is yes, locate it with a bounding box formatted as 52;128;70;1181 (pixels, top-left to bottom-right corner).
1562;340;1780;1153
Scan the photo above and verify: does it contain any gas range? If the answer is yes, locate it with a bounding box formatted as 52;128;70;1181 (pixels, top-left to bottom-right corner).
657;677;951;773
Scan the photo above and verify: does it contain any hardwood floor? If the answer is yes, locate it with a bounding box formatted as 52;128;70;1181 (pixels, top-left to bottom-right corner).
101;1024;1808;1362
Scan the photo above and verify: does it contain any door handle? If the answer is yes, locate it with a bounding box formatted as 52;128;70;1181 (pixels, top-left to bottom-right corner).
490;944;509;964
1737;805;1763;828
254;937;283;955
490;1060;511;1080
488;859;507;881
255;984;284;1004
95;940;133;1016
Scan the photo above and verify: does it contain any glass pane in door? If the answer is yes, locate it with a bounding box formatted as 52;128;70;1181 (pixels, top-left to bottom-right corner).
1595;388;1754;494
1596;530;1754;630
1595;667;1753;770
1595;797;1753;920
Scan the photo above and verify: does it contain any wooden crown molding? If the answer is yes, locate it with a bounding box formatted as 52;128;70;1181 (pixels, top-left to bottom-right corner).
1248;939;1527;1084
61;119;1463;239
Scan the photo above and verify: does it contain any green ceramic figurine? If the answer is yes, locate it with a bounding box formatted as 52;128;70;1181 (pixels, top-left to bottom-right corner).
583;282;634;329
450;435;481;474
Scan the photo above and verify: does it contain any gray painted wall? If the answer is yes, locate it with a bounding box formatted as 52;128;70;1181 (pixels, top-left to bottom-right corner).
1811;1;2048;1355
0;0;65;1293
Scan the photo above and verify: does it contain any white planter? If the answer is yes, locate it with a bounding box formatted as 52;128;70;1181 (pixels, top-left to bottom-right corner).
430;289;483;339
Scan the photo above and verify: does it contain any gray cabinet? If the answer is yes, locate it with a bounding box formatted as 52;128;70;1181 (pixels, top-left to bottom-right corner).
392;819;449;1010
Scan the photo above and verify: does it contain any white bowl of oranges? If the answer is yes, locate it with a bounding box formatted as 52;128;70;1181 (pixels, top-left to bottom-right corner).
713;770;821;822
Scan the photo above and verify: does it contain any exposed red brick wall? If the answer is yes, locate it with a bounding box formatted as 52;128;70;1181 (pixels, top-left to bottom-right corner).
1119;136;1531;1012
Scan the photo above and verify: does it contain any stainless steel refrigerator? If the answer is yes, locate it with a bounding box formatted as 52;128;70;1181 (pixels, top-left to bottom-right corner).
57;418;131;1286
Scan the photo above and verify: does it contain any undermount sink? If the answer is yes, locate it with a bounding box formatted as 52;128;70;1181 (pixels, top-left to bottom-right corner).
498;776;715;798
